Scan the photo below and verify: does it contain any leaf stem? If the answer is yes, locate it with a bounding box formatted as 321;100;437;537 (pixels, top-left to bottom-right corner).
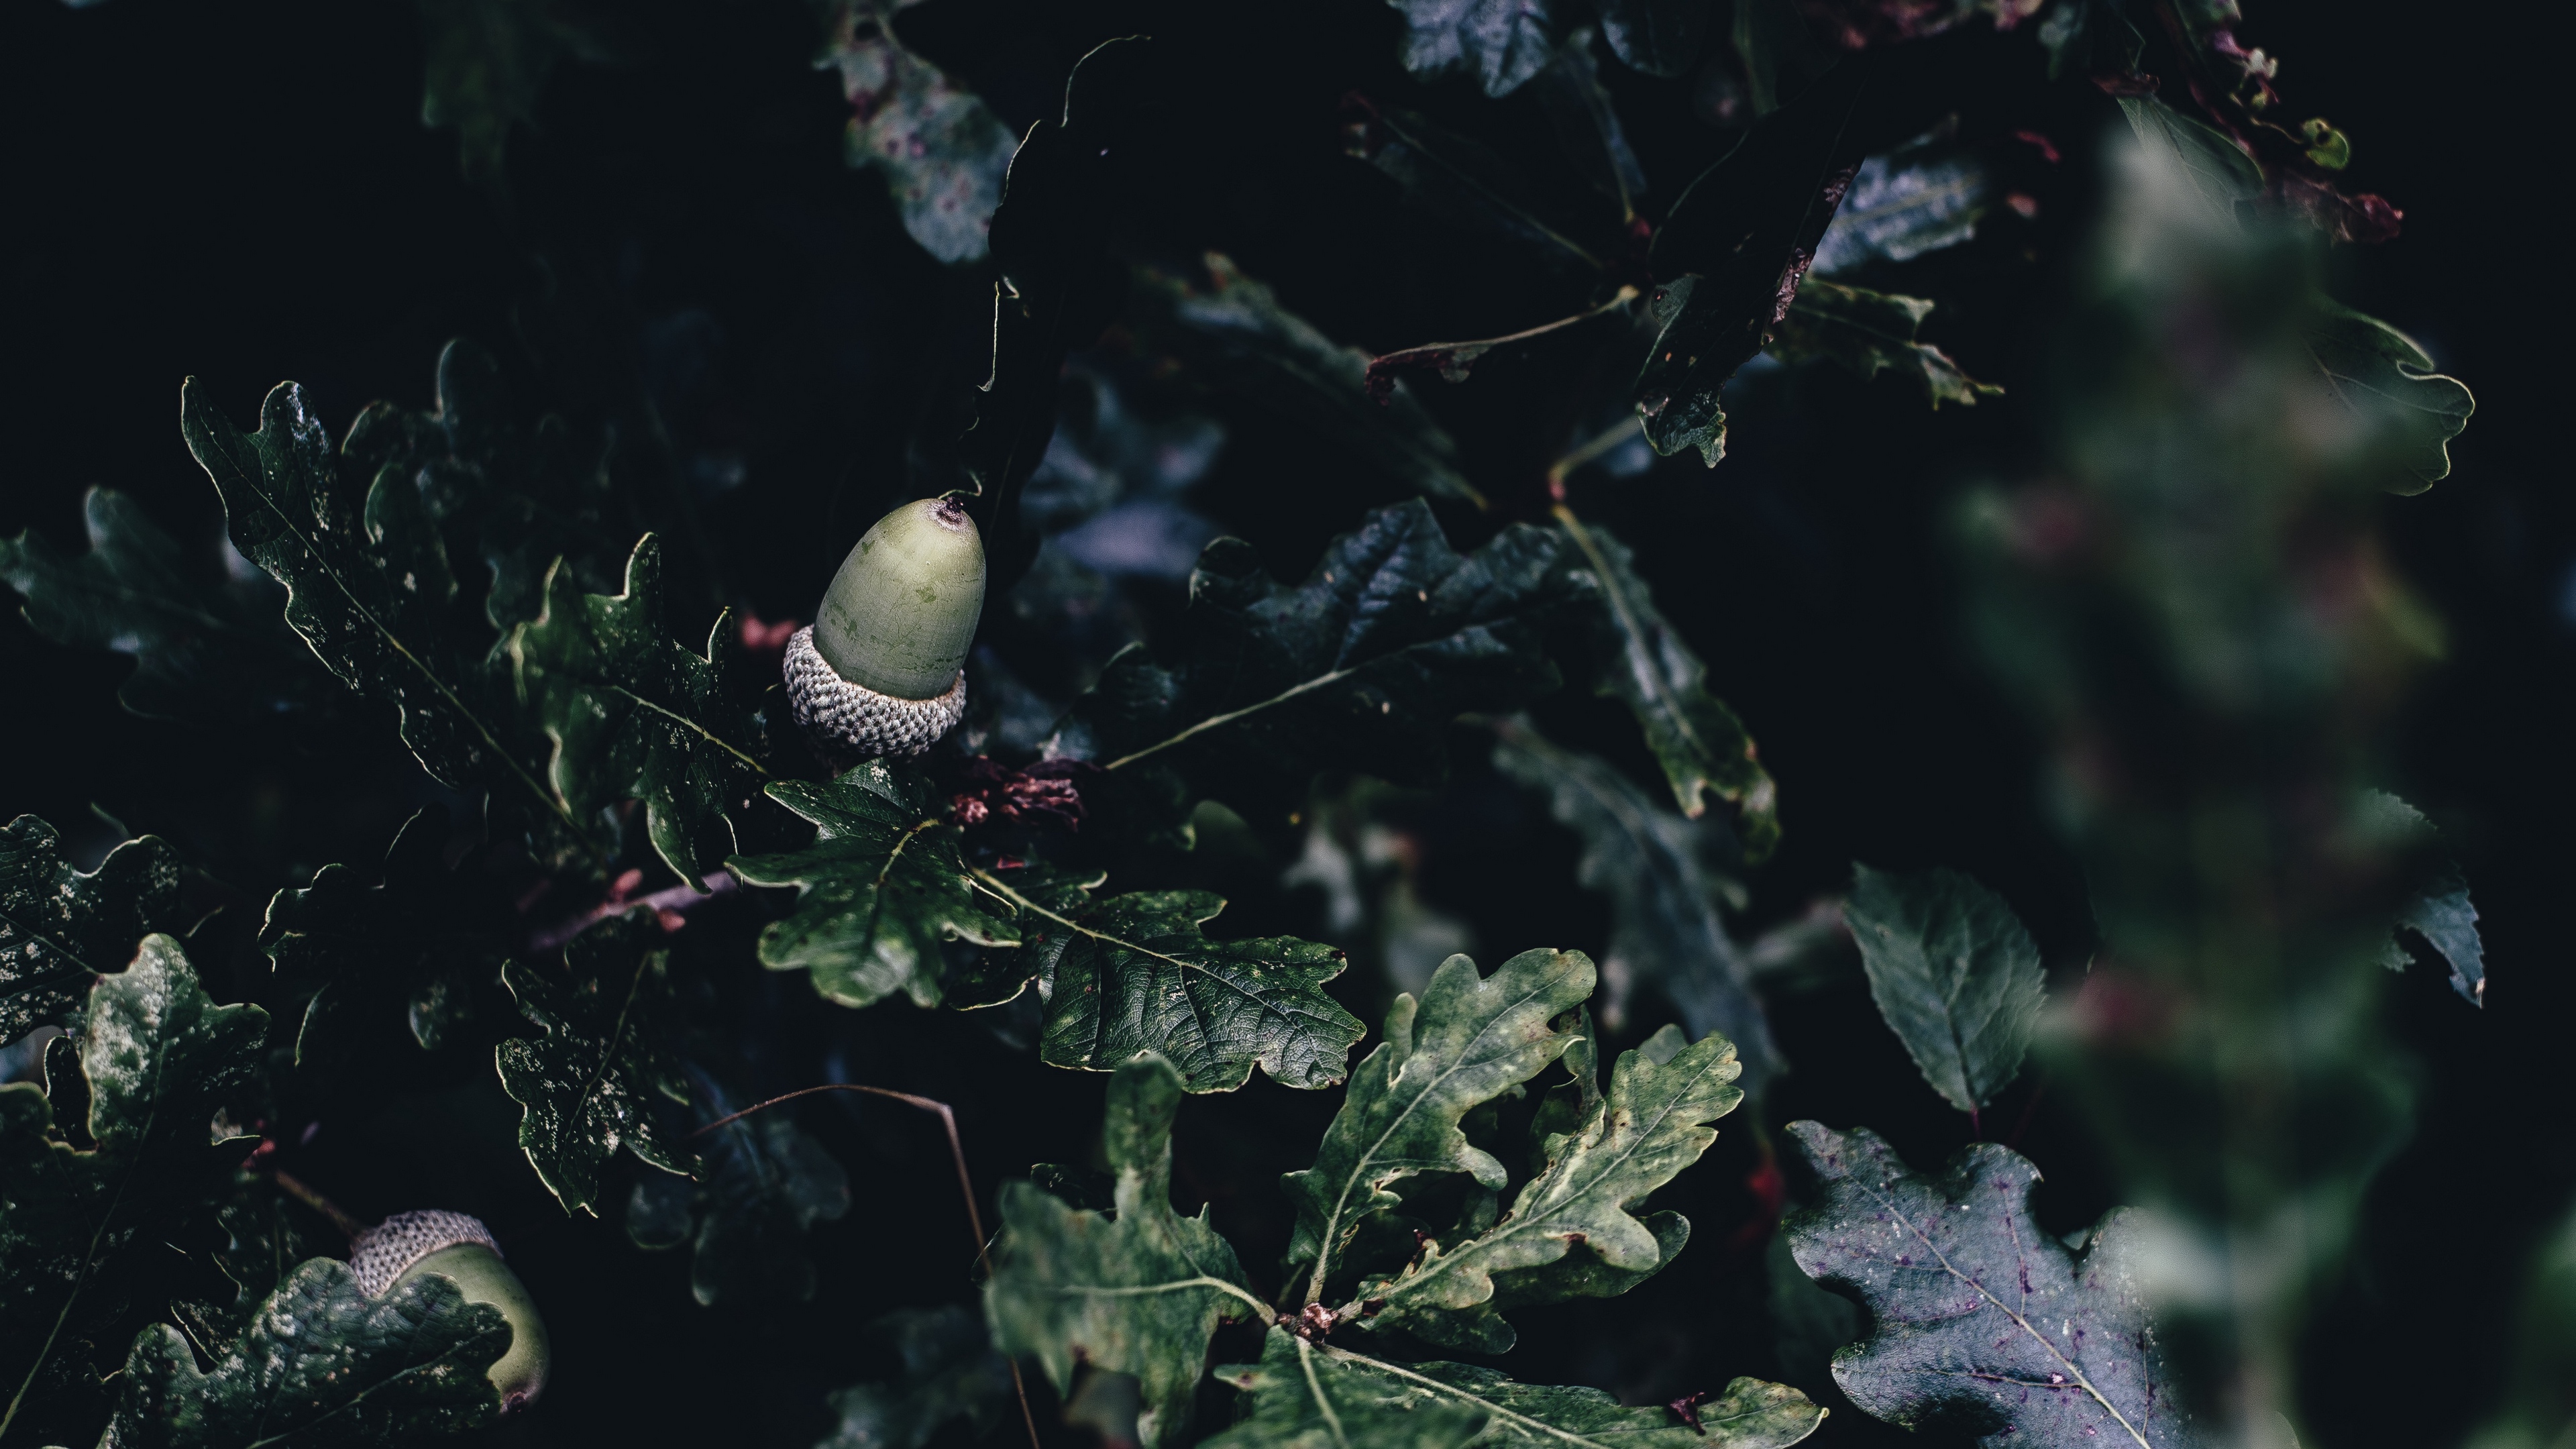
684;1082;1044;1449
268;1167;369;1244
1367;287;1638;397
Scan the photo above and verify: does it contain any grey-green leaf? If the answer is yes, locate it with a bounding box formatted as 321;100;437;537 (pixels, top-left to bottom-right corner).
0;814;182;1044
729;760;1019;1010
1389;0;1565;98
101;1258;508;1448
495;914;698;1214
1843;864;2045;1115
1212;1330;1825;1449
0;936;267;1444
1782;1122;2200;1448
509;535;769;885
817;1305;1016;1449
1283;948;1594;1301
985;1055;1264;1449
1352;1025;1746;1350
628;1069;852;1305
818;0;1017;264
2302;301;2474;494
1491;720;1782;1093
1770;280;2002;409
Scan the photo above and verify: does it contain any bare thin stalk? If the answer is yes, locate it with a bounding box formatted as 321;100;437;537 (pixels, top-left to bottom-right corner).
269;1167;369;1244
687;1083;1044;1449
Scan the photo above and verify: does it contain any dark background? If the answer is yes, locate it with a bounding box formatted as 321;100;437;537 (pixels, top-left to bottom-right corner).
1;1;2563;1446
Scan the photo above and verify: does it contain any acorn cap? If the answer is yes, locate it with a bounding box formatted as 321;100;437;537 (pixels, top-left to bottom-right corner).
786;497;985;759
347;1209;500;1297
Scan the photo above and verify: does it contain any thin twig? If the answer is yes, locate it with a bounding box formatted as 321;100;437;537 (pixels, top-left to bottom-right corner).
268;1167;368;1244
688;1083;1044;1449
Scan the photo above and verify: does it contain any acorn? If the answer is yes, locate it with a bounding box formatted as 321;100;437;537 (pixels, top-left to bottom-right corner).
784;496;985;760
348;1210;551;1412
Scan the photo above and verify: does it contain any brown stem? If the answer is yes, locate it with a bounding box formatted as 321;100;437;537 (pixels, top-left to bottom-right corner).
268;1167;368;1244
688;1083;1044;1449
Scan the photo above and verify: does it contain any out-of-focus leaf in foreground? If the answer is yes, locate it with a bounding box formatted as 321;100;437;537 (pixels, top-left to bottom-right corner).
817;1305;1016;1449
985;1054;1264;1449
1491;720;1782;1091
1842;864;2045;1117
816;0;1016;264
0;814;182;1044
496;914;697;1214
102;1259;508;1448
0;936;266;1445
1782;1123;2196;1448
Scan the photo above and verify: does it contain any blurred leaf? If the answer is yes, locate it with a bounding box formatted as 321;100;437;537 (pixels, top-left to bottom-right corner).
985;1055;1264;1449
817;1305;1015;1449
0;487;314;720
1770;280;2000;407
2115;95;2261;222
2037;0;2145;85
0;814;182;1044
1129;256;1483;505
181;378;589;857
495;914;697;1214
1058;500;1576;834
1389;0;1565;98
1782;1123;2192;1448
1599;0;1712;77
1639;61;1867;464
1798;0;2034;48
1491;720;1783;1092
629;1069;851;1305
1842;864;2045;1116
1282;949;1595;1302
263;806;500;1083
965;38;1150;588
1529;32;1648;216
1729;0;1835;115
419;0;616;182
1214;1332;1825;1449
2302;302;2474;494
1350;1024;1745;1350
508;535;770;885
0;936;267;1444
2467;1204;2576;1449
102;1258;506;1448
1552;509;1780;851
817;0;1017;264
729;761;1018;1010
973;877;1367;1092
1812;143;1988;274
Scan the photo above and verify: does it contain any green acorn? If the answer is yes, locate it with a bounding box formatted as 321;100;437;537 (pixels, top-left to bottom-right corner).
348;1210;551;1412
784;496;985;759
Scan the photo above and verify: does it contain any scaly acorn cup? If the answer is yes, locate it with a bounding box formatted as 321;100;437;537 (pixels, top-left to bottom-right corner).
347;1210;551;1413
784;496;985;759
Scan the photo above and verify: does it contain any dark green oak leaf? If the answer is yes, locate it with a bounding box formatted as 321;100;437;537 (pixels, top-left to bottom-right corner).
1128;258;1481;506
1350;1023;1746;1351
728;760;1018;1010
1212;1330;1826;1449
508;535;770;885
180;377;589;857
1281;948;1594;1304
0;814;182;1044
495;914;697;1215
1599;0;1712;77
963;38;1148;588
0;486;315;720
1389;0;1565;99
1769;280;2001;409
1491;720;1783;1093
1056;498;1576;835
0;936;267;1446
817;1305;1016;1449
1550;511;1779;854
263;806;501;1083
168;1171;339;1359
1638;60;1867;464
985;1054;1267;1449
101;1258;508;1448
1843;865;2045;1117
1782;1122;2198;1448
627;1067;851;1305
970;872;1366;1092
